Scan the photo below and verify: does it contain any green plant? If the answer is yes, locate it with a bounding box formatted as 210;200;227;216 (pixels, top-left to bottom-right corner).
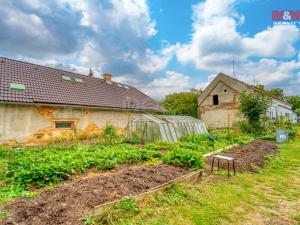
114;196;140;214
238;91;271;135
162;147;203;170
102;123;118;143
82;215;96;225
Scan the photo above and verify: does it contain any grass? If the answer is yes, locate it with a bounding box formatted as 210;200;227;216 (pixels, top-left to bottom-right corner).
94;137;300;225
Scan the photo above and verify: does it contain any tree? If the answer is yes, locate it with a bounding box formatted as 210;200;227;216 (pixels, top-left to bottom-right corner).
268;88;284;100
238;91;272;125
160;90;198;118
295;108;300;116
286;96;300;111
88;67;94;77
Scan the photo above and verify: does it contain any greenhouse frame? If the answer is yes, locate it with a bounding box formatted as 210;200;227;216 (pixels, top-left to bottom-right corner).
127;114;208;143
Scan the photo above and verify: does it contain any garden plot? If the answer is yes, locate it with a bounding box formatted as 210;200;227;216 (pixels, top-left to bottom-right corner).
206;140;278;172
2;164;188;225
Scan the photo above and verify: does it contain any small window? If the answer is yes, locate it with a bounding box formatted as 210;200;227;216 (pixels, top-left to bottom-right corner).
213;95;219;105
55;121;74;129
224;89;227;93
10;83;26;91
74;78;83;83
62;75;71;81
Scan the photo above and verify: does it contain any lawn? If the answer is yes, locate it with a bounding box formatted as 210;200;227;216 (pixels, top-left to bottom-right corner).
97;138;300;225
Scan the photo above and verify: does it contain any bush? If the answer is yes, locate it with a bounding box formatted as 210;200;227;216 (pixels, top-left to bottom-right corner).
162;147;203;170
102;123;118;143
257;135;276;141
289;127;297;140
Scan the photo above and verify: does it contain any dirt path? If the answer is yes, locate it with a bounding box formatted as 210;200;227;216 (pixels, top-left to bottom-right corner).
206;140;277;172
1;165;188;225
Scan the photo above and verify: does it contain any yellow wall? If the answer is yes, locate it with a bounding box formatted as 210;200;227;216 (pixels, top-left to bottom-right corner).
0;103;141;145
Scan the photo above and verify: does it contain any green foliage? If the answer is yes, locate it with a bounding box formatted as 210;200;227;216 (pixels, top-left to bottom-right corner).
102;123;118;143
239;91;272;124
82;215;96;225
289;127;297;140
257;135;276;141
88;67;94;77
286;96;300;111
4;144;161;188
162;147;203;170
144;142;176;151
295;108;300;117
268;88;284;100
124;135;142;144
114;196;140;214
160;90;198;117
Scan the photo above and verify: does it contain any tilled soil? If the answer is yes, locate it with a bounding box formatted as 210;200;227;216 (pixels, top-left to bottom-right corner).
206;140;278;172
1;164;188;225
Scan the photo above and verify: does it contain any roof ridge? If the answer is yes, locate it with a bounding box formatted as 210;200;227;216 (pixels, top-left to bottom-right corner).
218;73;291;106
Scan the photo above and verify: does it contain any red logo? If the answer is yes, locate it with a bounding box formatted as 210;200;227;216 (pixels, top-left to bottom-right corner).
272;11;300;21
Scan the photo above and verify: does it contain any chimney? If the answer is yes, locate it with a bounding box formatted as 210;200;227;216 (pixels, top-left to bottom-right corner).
103;73;112;81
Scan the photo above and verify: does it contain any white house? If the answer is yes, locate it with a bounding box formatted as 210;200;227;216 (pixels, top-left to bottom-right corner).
267;97;296;123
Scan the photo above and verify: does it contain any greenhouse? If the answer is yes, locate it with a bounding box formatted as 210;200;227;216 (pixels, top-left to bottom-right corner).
127;114;208;143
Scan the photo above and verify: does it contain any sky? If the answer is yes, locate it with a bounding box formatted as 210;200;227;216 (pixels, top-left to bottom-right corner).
0;0;300;99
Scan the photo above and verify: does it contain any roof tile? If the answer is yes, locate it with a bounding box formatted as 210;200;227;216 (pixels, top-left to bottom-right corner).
0;57;163;111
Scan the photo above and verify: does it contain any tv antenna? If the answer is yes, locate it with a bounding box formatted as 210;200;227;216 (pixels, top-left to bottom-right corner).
232;55;236;79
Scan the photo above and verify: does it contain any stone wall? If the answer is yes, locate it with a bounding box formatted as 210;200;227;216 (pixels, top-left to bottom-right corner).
198;81;240;128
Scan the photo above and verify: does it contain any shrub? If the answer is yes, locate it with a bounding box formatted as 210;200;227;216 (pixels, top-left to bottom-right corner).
289;127;297;140
102;123;118;143
162;147;203;170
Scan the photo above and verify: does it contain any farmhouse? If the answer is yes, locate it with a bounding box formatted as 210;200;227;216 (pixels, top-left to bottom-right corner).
198;73;297;128
0;57;163;145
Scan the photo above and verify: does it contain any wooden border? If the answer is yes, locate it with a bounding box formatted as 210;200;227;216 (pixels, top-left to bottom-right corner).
91;169;203;216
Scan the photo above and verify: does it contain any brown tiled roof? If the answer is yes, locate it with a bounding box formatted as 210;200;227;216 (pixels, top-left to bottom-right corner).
0;57;164;111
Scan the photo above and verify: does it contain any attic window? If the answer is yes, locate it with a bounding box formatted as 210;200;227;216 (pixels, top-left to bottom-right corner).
106;80;112;85
213;95;219;105
74;78;83;83
55;121;74;129
117;84;123;88
62;75;71;81
10;83;26;91
124;86;130;89
224;89;227;93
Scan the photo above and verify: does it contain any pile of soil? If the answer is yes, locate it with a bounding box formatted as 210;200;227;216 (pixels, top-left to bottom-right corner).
2;165;188;225
206;140;277;172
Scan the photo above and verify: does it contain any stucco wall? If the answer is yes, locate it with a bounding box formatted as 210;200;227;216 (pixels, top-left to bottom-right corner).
0;103;141;145
198;81;240;128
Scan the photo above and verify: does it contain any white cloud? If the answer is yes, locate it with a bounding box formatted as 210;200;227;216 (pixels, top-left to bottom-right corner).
142;71;192;98
176;0;300;94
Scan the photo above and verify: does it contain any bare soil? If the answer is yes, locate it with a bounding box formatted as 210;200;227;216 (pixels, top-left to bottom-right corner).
1;165;188;225
206;140;278;172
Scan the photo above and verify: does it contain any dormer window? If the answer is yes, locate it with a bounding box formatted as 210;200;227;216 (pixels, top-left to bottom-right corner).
213;95;219;105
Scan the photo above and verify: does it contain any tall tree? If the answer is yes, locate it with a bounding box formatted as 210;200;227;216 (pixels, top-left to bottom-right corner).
88;67;94;77
160;90;198;118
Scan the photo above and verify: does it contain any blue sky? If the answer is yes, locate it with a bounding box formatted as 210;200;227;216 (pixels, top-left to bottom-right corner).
0;0;299;98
